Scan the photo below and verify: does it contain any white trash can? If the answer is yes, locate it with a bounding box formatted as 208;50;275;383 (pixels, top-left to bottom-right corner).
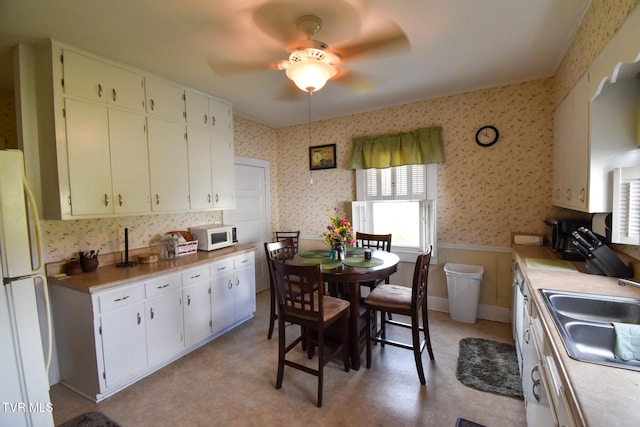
444;263;484;323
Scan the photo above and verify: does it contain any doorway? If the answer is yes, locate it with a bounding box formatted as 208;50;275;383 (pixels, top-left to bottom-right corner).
224;157;271;292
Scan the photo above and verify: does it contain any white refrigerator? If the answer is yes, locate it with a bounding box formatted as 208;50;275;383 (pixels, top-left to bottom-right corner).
0;150;54;426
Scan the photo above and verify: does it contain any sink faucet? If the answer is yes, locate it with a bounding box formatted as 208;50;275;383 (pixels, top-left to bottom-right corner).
618;278;640;289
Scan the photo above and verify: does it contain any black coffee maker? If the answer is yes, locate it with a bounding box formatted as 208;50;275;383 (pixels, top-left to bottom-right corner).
544;218;590;260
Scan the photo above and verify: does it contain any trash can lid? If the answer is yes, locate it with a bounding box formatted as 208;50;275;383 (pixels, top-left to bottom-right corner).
444;263;484;277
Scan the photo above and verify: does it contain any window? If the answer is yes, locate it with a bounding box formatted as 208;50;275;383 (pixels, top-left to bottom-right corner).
353;164;437;263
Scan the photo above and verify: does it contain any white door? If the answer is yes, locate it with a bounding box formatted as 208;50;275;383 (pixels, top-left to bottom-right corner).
225;158;270;292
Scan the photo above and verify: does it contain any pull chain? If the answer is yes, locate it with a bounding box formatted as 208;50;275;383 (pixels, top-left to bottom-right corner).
308;90;313;184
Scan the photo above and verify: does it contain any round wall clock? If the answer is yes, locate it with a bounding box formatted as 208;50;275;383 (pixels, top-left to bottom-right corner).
475;125;499;147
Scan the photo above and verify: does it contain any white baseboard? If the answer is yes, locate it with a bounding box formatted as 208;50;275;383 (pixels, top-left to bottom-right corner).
428;296;511;324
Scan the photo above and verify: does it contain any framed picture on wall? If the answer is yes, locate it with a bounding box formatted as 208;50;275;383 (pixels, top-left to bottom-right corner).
309;144;337;170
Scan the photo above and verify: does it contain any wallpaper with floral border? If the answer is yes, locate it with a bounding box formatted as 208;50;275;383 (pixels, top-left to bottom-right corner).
270;78;561;248
1;0;638;263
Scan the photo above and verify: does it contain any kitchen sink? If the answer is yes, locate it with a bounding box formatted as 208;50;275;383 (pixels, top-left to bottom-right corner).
539;289;640;371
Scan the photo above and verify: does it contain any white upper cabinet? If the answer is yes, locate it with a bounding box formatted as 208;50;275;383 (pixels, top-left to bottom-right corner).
185;90;234;210
208;96;232;133
552;7;640;214
23;40;234;219
187;126;213;210
63;49;145;112
108;109;151;214
211;132;235;209
185;90;231;132
552;73;589;211
185;90;210;127
147;117;190;212
64;98;113;216
145;77;185;122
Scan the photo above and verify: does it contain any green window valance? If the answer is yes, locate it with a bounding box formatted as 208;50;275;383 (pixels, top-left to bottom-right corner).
349;126;445;169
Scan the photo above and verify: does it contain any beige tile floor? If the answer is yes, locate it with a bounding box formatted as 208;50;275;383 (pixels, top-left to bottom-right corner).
50;290;526;427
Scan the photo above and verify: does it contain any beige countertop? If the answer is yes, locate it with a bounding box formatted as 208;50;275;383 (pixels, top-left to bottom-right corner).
48;244;256;294
513;245;640;427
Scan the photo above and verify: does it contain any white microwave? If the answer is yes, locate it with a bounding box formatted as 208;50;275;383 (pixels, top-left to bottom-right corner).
189;224;238;251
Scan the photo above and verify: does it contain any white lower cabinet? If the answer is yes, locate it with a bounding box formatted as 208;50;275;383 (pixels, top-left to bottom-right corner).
211;252;256;333
51;250;255;402
182;265;212;347
99;294;147;389
211;257;235;333
145;274;183;366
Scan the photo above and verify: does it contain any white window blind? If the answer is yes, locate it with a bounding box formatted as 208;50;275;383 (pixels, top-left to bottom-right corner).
354;164;437;262
364;165;427;200
613;167;640;245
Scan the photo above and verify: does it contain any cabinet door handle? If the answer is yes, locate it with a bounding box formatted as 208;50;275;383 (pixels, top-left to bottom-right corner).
524;328;531;344
235;277;240;287
150;307;155;319
114;295;129;302
155;194;160;205
118;194;123;206
98;83;103;98
532;378;542;402
137;312;142;325
187;295;191;306
112;88;117;102
190;274;201;279
215;193;219;203
227;280;233;289
531;365;540;382
217;266;227;271
207;194;212;203
579;188;585;203
157;283;170;289
104;194;109;207
150;99;155;111
211;115;216;127
204;114;208;125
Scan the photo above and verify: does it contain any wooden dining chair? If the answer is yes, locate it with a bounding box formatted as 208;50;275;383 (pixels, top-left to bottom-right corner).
355;232;392;288
264;239;297;340
270;260;350;407
364;247;434;385
274;231;300;254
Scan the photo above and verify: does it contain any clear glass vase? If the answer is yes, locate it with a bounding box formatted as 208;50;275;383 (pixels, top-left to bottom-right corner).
332;242;346;261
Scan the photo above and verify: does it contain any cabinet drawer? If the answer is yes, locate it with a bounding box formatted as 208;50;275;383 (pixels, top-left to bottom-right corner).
145;273;181;298
210;258;234;277
98;283;145;313
234;251;255;269
181;265;210;287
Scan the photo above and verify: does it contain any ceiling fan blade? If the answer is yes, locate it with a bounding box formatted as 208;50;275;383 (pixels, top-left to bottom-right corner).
334;68;379;94
252;0;361;45
335;23;410;61
207;59;286;76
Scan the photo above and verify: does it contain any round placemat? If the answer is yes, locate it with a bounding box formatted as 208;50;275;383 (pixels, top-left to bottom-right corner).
299;249;331;258
342;257;384;268
299;258;343;269
347;247;366;255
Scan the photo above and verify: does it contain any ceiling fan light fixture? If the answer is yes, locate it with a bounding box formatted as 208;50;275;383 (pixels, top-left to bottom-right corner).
285;49;338;93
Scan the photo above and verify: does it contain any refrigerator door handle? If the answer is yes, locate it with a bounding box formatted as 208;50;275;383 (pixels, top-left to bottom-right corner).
22;173;43;274
22;172;53;374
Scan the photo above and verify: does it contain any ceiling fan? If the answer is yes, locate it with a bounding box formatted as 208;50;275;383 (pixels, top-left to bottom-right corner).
208;1;410;98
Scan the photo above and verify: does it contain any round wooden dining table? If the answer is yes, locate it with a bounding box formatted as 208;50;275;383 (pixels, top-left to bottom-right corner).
289;248;400;370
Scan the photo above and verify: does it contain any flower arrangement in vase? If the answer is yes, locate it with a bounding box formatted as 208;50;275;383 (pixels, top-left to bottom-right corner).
321;208;356;260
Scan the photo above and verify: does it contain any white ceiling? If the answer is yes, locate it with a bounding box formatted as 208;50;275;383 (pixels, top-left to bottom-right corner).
0;0;590;128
